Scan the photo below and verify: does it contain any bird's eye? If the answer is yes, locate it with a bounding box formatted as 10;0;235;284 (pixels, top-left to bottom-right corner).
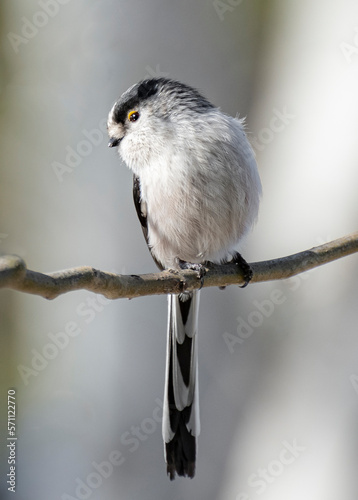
128;110;140;122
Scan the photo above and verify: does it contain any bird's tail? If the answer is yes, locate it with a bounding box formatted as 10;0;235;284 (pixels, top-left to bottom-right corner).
163;290;200;480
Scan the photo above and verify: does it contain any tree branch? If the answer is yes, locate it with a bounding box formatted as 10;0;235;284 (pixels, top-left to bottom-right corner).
0;233;357;300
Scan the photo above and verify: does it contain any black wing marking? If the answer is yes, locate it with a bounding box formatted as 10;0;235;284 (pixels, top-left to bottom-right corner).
133;175;148;239
132;175;163;271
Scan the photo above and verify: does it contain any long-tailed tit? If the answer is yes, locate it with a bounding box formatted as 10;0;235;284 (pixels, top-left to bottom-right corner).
107;78;261;480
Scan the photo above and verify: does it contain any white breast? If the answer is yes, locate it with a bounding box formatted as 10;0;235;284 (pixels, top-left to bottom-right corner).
122;110;261;269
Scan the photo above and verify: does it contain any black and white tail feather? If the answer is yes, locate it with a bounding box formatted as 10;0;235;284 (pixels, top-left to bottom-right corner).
163;291;200;479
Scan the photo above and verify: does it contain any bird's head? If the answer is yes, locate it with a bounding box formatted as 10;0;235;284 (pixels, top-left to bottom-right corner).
107;78;214;171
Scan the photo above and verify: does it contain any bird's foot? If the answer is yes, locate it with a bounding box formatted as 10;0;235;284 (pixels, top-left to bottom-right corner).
178;260;206;289
231;252;253;288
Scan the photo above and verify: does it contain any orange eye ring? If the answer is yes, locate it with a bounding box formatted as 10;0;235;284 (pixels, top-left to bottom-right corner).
128;110;140;122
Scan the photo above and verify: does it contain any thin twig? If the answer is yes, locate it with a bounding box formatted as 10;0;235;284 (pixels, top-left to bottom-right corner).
0;233;357;300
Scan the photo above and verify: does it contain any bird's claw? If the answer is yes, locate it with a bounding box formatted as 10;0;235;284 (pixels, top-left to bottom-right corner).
231;252;253;288
178;260;206;290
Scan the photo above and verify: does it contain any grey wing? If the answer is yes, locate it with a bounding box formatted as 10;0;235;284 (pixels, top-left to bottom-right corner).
132;174;163;271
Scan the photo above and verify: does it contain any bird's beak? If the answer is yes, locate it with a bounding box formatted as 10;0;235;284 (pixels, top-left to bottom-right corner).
108;137;121;148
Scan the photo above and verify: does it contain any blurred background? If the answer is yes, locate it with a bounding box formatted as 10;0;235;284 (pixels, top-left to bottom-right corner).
0;0;358;499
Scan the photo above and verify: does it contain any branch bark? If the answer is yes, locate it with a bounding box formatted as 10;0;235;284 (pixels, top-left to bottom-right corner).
0;233;357;300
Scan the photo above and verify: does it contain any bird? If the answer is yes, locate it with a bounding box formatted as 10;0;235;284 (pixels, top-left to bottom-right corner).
107;77;261;480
